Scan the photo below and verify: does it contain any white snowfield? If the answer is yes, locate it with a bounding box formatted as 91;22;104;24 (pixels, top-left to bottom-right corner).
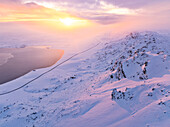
0;31;169;127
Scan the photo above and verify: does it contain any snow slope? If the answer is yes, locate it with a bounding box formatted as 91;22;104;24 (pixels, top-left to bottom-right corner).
0;31;169;127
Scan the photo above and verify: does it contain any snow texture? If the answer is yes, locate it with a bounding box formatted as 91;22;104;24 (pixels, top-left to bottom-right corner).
0;31;169;127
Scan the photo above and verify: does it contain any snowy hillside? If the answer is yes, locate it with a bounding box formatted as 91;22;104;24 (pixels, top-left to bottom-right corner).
0;31;169;127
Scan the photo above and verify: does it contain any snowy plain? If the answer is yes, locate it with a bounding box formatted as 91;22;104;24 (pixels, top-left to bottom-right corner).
0;23;169;127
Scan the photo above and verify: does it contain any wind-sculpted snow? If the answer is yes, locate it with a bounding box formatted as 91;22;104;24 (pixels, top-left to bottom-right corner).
0;31;169;127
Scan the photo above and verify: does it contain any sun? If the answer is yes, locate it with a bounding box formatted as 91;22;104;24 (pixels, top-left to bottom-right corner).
58;17;89;27
59;18;77;26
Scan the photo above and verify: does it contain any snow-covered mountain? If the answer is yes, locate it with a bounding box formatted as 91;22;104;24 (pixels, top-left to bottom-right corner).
0;31;169;127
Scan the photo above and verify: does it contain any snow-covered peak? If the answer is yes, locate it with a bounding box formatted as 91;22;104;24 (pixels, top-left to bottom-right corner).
97;31;170;81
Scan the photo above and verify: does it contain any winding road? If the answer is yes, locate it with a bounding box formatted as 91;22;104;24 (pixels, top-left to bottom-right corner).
0;42;101;96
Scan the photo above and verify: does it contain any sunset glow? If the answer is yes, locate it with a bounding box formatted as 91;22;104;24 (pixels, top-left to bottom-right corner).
59;18;80;26
59;18;89;27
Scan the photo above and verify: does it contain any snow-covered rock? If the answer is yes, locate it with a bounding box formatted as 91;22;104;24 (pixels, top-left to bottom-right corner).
0;31;169;127
97;31;170;81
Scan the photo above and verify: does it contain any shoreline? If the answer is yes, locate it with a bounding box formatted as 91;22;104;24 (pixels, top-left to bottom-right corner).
0;47;64;85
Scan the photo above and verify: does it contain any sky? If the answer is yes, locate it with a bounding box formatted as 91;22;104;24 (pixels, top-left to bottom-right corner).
0;0;170;51
0;0;169;24
0;0;170;33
